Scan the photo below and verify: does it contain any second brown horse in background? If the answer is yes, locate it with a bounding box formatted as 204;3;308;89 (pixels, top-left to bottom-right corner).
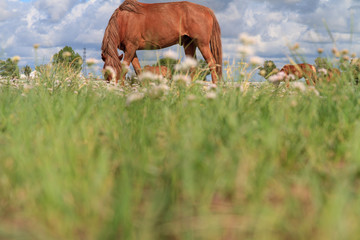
143;65;172;79
280;63;317;85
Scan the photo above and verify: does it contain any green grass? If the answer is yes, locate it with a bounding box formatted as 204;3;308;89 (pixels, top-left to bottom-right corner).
1;65;360;240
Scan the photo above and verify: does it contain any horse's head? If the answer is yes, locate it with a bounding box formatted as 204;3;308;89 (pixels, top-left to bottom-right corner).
279;65;291;75
102;53;123;82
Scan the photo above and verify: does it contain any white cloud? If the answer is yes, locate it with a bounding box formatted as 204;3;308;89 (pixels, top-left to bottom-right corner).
33;0;80;21
0;0;12;21
24;7;47;29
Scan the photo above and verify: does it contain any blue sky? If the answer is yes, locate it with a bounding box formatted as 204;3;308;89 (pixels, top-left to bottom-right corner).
1;0;360;73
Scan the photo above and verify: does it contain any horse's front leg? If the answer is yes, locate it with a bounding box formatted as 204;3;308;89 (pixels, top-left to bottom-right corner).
120;47;137;85
131;53;142;76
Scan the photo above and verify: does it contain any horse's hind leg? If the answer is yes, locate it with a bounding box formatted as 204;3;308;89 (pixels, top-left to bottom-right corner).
198;43;218;84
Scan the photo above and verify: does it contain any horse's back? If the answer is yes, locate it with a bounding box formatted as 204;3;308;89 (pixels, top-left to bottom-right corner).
281;63;316;74
299;63;316;73
121;1;214;48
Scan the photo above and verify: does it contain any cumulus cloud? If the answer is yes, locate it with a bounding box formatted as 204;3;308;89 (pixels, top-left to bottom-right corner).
34;0;81;22
0;0;12;21
254;0;321;12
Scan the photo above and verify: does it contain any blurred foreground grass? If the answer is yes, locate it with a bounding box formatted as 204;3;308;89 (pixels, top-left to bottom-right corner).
0;66;360;240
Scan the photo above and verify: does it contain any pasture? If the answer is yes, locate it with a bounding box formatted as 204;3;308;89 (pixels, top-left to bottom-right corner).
1;60;360;240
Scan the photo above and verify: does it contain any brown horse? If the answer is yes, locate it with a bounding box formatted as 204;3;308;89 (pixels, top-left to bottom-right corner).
279;63;317;85
143;65;172;79
101;0;222;85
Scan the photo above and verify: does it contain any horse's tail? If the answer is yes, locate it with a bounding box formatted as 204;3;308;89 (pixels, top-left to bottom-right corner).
209;11;222;80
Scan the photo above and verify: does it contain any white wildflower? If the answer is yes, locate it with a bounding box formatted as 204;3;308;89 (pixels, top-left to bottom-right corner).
182;57;197;69
173;74;191;86
205;83;217;91
308;86;320;96
30;70;38;79
268;71;287;83
287;74;296;81
174;64;182;71
148;84;170;98
175;57;198;71
234;82;250;92
205;91;217;99
159;77;168;85
139;71;162;83
292;82;306;92
104;66;117;81
163;50;178;60
318;68;328;75
158;84;170;93
126;92;145;105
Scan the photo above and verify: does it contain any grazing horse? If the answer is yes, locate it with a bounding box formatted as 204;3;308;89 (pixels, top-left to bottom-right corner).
101;0;222;85
143;65;172;79
279;63;317;85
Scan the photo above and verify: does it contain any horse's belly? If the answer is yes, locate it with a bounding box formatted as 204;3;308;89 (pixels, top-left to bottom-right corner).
139;35;180;50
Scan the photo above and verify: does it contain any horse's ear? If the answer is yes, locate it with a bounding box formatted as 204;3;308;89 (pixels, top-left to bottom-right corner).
119;54;123;61
101;53;106;61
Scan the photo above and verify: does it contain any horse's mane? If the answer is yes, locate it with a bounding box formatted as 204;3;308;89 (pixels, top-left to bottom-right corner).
119;0;143;14
101;0;144;71
101;8;121;72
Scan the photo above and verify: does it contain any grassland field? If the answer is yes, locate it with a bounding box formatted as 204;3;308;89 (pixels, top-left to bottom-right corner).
1;60;360;240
